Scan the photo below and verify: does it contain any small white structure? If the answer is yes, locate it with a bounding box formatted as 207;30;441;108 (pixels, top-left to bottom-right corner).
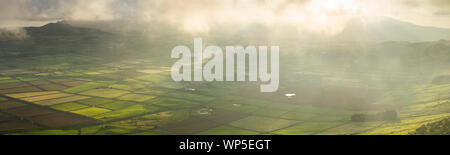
285;93;296;98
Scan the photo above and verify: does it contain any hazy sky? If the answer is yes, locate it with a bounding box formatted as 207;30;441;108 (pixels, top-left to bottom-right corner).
1;0;449;34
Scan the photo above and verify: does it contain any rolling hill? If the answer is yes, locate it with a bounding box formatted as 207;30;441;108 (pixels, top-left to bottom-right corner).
335;17;450;43
0;22;118;57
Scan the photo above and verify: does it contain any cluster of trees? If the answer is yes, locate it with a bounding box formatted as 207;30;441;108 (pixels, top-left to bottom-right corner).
351;110;398;122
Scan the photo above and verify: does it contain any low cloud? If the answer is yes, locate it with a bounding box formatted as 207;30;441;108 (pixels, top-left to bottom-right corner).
1;0;450;33
0;27;29;40
430;0;450;8
401;0;420;8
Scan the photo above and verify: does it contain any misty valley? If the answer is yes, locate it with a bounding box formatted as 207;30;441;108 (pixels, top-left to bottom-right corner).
170;38;280;92
0;19;448;135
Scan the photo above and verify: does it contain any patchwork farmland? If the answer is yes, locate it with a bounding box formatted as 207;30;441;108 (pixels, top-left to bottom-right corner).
0;54;448;135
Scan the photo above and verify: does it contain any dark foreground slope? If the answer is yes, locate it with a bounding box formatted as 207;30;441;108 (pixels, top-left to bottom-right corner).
411;117;450;135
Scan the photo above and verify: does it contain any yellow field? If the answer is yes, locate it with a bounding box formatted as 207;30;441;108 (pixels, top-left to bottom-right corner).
35;95;91;106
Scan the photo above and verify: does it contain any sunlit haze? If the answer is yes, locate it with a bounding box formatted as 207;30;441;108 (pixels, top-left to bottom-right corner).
1;0;450;35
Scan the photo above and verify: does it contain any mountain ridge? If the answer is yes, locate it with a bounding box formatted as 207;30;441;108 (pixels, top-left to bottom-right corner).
335;17;450;43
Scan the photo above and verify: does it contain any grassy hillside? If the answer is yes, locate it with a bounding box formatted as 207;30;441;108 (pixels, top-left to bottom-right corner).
411;117;449;135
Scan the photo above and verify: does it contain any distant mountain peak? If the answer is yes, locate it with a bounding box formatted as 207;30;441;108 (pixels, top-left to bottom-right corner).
25;21;108;37
41;22;72;29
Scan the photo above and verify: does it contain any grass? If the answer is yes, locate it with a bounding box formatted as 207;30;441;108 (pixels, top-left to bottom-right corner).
50;102;89;111
0;80;20;84
208;101;260;114
137;69;167;74
64;82;110;93
150;97;201;108
140;110;191;126
10;129;79;135
80;125;104;135
134;89;167;96
250;107;291;117
21;93;73;102
229;116;298;132
80;88;130;98
98;101;136;110
154;82;188;89
273;122;345;135
109;84;145;91
0;77;19;83
117;94;156;102
280;111;351;122
409;100;449;109
95;105;164;121
167;92;215;102
84;72;103;75
197;125;260;135
16;77;39;82
77;98;114;106
318;121;385;135
81;124;139;135
35;95;90;106
110;119;156;130
72;107;111;117
361;113;450;135
0;77;12;81
127;130;171;135
94;125;136;135
6;91;60;98
134;75;168;83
